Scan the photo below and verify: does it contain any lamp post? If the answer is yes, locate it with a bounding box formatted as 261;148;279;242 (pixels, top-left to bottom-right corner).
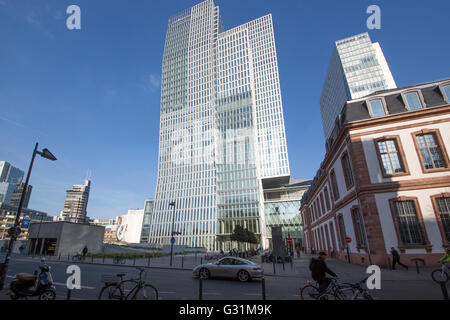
0;142;57;290
169;201;176;267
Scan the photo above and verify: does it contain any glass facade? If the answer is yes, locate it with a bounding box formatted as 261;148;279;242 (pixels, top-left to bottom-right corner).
149;0;290;251
320;33;397;139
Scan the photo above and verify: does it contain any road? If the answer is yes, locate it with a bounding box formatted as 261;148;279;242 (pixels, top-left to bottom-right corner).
0;255;447;300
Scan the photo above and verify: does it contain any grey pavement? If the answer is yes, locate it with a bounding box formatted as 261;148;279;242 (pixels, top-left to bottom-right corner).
0;253;447;300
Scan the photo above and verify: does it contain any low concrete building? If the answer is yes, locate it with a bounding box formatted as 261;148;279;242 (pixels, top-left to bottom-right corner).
27;221;105;256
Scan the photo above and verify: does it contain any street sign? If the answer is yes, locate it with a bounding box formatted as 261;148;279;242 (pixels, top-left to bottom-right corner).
21;219;31;229
286;238;293;244
345;237;352;243
170;237;175;244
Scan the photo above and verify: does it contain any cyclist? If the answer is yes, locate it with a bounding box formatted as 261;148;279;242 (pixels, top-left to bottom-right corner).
439;247;450;264
309;251;338;293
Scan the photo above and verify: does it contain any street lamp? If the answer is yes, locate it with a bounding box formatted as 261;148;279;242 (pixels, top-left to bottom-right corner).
169;201;176;267
0;142;57;290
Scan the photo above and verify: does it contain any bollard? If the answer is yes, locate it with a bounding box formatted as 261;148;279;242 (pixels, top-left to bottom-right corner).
66;289;72;300
103;254;105;264
282;260;285;271
200;257;203;265
261;278;266;301
58;254;61;261
147;256;151;266
272;260;276;275
415;261;420;274
133;256;136;266
439;281;449;300
199;277;203;300
182;256;184;268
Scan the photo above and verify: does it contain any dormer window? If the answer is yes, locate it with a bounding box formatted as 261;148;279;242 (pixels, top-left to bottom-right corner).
439;83;450;103
403;91;425;111
367;98;386;118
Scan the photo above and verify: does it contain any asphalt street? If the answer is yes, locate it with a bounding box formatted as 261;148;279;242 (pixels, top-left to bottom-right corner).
0;255;447;300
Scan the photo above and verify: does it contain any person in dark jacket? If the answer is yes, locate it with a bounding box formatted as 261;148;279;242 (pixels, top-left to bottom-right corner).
310;252;338;293
390;247;408;270
82;245;88;260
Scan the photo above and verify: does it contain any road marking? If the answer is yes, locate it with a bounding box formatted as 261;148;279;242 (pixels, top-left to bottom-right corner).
7;275;96;290
159;291;177;294
203;292;222;295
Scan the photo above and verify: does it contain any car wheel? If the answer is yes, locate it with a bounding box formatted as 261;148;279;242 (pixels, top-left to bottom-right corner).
199;268;210;280
237;270;250;282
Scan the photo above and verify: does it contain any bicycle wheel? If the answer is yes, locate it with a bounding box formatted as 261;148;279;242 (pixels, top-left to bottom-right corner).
333;284;356;300
300;284;320;300
431;269;449;283
98;285;123;300
133;284;159;300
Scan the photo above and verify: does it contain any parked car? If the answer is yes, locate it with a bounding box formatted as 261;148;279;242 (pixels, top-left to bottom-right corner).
193;257;263;282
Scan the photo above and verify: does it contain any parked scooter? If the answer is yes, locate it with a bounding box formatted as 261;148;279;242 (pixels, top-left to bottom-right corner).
9;259;56;300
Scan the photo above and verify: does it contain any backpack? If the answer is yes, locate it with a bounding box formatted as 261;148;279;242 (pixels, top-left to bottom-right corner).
309;258;318;272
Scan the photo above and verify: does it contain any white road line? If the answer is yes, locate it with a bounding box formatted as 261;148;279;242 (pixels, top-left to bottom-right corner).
159;291;177;294
203;292;222;295
6;275;96;290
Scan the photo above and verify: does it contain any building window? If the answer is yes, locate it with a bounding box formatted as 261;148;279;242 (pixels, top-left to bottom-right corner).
389;197;430;249
375;136;409;177
431;194;450;246
351;206;366;249
320;192;326;215
403;91;424;111
337;214;346;250
324;187;331;211
439;83;450;103
330;170;340;201
341;152;354;189
367;99;386;118
412;130;449;172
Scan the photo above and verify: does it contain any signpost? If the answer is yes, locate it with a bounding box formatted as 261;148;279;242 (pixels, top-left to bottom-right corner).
345;237;351;264
21;218;31;229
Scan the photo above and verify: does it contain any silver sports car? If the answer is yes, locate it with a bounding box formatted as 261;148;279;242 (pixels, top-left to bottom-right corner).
193;257;263;282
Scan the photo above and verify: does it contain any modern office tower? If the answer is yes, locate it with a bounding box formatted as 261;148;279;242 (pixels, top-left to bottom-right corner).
10;184;32;208
60;180;91;224
140;199;154;243
0;161;32;207
149;0;290;251
320;33;397;141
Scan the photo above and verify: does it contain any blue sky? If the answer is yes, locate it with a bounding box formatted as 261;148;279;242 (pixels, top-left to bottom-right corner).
0;0;449;219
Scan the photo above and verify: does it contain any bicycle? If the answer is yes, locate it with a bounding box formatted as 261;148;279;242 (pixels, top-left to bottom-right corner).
300;278;341;300
113;255;127;265
72;253;84;262
431;263;449;283
333;277;374;300
98;267;158;300
300;277;373;300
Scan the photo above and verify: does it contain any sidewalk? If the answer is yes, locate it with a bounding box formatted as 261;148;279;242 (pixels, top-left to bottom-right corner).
247;254;438;283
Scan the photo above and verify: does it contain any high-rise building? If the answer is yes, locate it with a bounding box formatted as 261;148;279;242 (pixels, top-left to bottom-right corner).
320;33;397;141
149;0;290;251
0;161;32;207
60;180;91;224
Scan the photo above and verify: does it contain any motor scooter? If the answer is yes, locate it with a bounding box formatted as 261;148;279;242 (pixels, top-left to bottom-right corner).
9;259;56;300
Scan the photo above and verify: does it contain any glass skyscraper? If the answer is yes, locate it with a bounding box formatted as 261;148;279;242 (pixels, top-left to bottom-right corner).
149;0;290;251
320;32;397;140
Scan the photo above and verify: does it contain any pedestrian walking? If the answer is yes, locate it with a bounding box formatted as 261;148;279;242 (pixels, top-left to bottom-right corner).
19;245;24;255
391;247;408;270
296;247;301;258
82;245;88;260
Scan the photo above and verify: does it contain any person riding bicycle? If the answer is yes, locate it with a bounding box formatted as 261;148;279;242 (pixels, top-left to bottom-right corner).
309;251;338;293
439;247;450;264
